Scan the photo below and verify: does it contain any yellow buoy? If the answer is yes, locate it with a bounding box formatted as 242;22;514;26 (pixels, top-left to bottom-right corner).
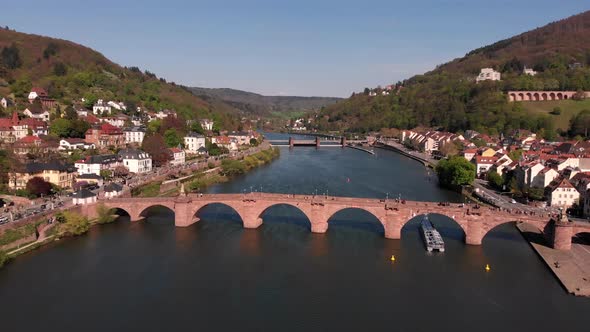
390;255;396;262
485;264;491;272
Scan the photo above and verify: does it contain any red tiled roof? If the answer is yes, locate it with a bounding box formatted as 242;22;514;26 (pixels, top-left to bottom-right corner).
18;135;41;144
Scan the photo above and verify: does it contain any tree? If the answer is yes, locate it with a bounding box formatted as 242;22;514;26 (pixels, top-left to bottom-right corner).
56;211;89;236
53;62;67;76
141;133;171;167
64;106;78;120
43;42;59;59
9;78;32;98
49;118;72;138
100;169;113;180
26;177;52;197
435;156;475;188
220;159;246;176
190;122;204;134
249;138;259;146
96;203;116;224
487;170;504;190
1;43;22;69
83;93;98;109
570;110;590;137
164;128;182;147
113;166;129;177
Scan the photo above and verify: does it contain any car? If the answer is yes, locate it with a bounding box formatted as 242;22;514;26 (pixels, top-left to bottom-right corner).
511;199;517;204
0;216;9;224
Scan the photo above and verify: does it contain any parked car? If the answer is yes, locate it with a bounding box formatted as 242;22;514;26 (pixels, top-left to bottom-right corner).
0;216;9;224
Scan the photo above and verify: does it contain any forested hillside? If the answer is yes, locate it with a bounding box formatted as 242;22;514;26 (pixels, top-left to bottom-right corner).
316;10;590;139
190;87;341;117
0;27;240;129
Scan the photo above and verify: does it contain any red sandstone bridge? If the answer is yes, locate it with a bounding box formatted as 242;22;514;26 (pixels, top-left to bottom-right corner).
81;192;590;250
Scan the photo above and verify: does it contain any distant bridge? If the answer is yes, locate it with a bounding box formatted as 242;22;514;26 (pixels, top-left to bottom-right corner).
81;192;590;250
268;137;367;147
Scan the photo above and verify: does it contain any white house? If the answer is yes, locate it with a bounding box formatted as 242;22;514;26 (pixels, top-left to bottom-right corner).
476;68;501;82
124;127;146;144
59;138;95;151
75;155;121;176
546;178;580;208
169;147;185;166
523;67;537;76
118;148;152;174
93;99;112;115
532;167;560;189
72;189;97;205
212;136;238;151
184;132;206;153
228;131;252;145
156;109;177;119
1;97;13;109
107;101;126;111
200;119;214;131
475;156;498;176
103;182;124;199
23;106;50;122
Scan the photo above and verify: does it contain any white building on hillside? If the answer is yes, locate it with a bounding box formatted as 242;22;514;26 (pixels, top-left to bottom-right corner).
118;148;152;174
476;68;501;82
184;132;206;153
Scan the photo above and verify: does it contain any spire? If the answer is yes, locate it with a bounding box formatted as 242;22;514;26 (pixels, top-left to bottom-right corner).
179;183;186;196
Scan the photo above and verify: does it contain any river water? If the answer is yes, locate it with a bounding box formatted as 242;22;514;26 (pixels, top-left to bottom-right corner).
1;133;589;331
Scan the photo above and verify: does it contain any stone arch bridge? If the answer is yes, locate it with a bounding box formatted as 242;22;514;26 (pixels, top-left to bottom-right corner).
81;193;590;250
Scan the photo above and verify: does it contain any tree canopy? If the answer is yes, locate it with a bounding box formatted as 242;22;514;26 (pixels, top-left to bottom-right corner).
435;156;476;188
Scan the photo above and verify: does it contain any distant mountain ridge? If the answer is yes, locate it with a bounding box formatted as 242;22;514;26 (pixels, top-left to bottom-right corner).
189;87;342;116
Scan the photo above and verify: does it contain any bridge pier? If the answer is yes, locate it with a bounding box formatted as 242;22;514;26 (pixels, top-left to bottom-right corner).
465;221;483;245
315;137;320;148
383;218;402;239
552;222;574;250
289;137;294;148
340;136;346;147
311;222;328;234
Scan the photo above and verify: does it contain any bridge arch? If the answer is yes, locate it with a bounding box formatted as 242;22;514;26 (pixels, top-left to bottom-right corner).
139;204;176;224
572;231;590;245
257;203;312;231
191;202;245;226
481;220;544;245
526;92;532;101
325;207;385;236
549;92;556;101
557;92;563;100
533;92;540;101
509;93;516;102
110;207;132;221
518;92;524;101
401;213;467;241
541;92;548;101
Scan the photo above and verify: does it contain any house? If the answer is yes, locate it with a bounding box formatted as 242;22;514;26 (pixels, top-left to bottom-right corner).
461;148;478;162
75;106;89;117
200;119;214;131
474;156;498;176
197;146;208;156
9;161;76;190
59;138;95;151
523;66;537;76
72;189;97;205
23;104;50;122
107;101;126;111
169;147;185;166
212;136;238;151
489;154;513;175
118;148;152;173
75;154;122;176
123;127;146;144
184;132;206;153
19;118;48;136
0;112;26;142
156;109;177;119
100;115;127;128
531;167;559;189
103;182;124;199
228;131;252;145
27;88;56;108
85;123;125;149
1;97;14;109
92;99;112;115
476;68;501;82
515;162;545;188
76;173;103;187
546;178;579;208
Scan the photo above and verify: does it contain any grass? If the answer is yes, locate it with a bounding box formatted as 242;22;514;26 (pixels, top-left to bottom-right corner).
0;223;38;246
522;99;590;130
131;182;162;197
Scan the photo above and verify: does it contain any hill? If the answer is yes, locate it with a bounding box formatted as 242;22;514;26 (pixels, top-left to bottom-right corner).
316;10;590;139
189;87;342;117
0;27;240;129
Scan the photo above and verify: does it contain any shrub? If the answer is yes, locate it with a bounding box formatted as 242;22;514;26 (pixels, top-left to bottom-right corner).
96;203;116;224
56;211;90;236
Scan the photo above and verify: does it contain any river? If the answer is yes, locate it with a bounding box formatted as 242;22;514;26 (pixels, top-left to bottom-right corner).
0;133;589;331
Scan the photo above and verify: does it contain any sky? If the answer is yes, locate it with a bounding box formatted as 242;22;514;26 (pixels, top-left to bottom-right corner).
2;0;589;97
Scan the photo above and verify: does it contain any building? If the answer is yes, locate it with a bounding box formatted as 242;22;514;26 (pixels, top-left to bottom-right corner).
155;109;177;119
23;104;50;122
9;161;76;190
104;182;124;199
72;189;97;205
546;178;580;208
123;127;146;144
59;138;95;151
75;155;122;176
118;148;152;173
107;101;126;111
476;68;501;82
531;167;560;189
19;118;48;136
76;174;103;187
184;132;206;153
92;99;112;115
474;156;498;176
228;131;253;145
85;123;125;149
27;88;56;108
13;135;57;155
523;67;537;76
200;119;214;131
169;147;185;166
1;97;14;109
212;136;238;151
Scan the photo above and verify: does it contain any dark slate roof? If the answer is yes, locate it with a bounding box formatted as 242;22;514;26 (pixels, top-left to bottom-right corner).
23;161;75;173
118;148;150;160
185;132;205;138
104;183;123;192
197;146;208;152
72;189;96;199
86;154;120;164
77;173;103;180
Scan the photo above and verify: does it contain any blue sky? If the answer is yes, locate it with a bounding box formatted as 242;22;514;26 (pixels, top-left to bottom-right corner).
2;0;589;97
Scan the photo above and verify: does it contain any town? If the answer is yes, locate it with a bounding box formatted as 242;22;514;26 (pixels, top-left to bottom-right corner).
0;88;264;225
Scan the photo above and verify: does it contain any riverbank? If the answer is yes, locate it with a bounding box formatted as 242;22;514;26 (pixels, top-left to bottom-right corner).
517;222;590;297
373;141;437;168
